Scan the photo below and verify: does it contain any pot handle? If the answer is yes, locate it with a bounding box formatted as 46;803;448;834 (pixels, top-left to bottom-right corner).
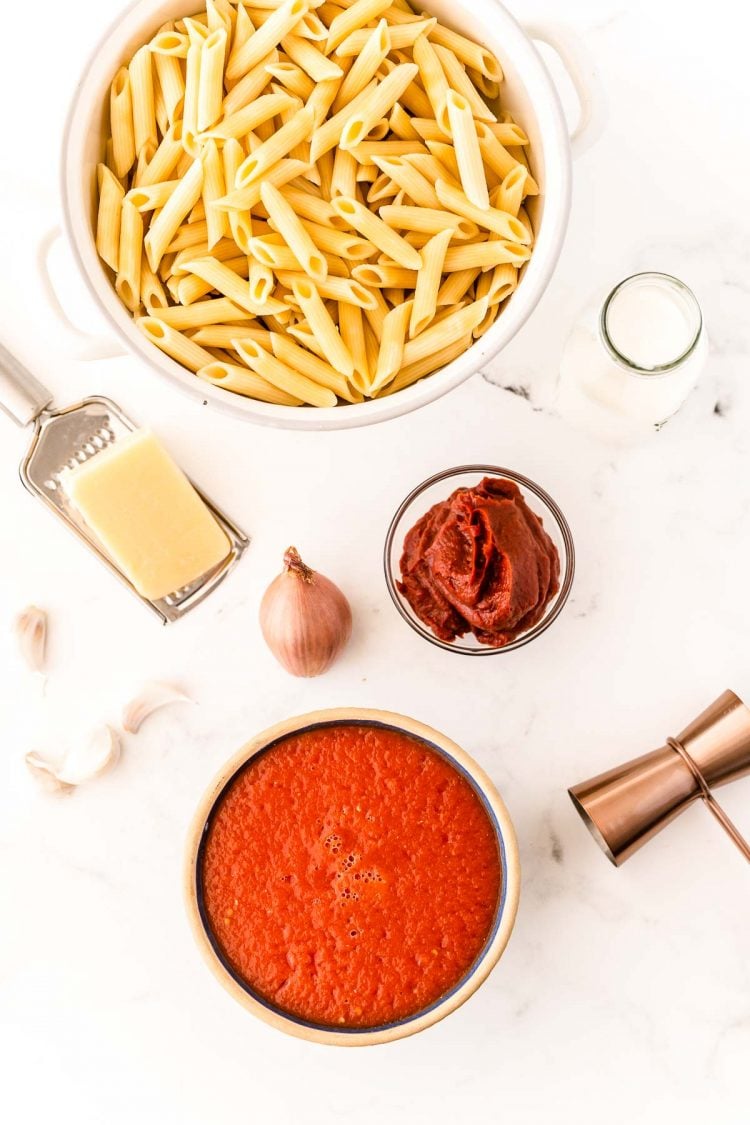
36;227;128;361
523;23;607;158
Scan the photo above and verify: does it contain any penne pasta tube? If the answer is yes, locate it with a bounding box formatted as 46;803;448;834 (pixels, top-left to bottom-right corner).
248;259;274;304
436;267;480;306
129;46;157;154
297;10;327;41
367;173;400;204
475;122;539;194
266;61;315;99
435;179;530;243
487;263;518;305
226;0;308;82
179;256;277;313
109;68;135;179
234;339;338;406
348;140;427;166
156;296;254;328
442;241;531;271
222;52;279;115
426;139;461;181
334;16;435;56
278;271;376;309
378;205;477;240
202;140;229;248
198;361;302;405
287;322;325;357
226;1;254;69
411;35;450;135
222;138;254;251
139;122;184;187
306;78;341;132
331;19;389;113
351;263;416;289
167;220;209;253
191;325;273;348
388;102;421;141
154;80;168;135
137;316;218;372
125;179;181;211
270;332;358;400
280;34;343;82
290;278;354;376
337;301;369;391
205;91;297;141
308;79;377;162
215;158;312;210
432;44;497;123
145;158;204;270
280;186;350;230
331;196;421;269
372;299;412;391
260;180;327;279
235;107;315;184
427;23;503;82
149;30;189;56
445;91;489;210
488;122;530;147
96;164;125;272
140;259;169;312
331;146;358;198
356;164;378;183
385;332;472;395
490;165;529;217
197;28;228;131
371;155;439;208
182;34;203;151
409;227;452;338
339;63;418;150
401;297;488;366
325;0;391;53
154;52;186;125
115;200;143;311
207;0;234;35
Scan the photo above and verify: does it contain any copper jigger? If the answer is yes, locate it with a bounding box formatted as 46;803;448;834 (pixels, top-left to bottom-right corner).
568;690;750;865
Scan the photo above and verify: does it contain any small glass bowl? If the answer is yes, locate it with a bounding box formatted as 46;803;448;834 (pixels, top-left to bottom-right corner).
384;465;575;655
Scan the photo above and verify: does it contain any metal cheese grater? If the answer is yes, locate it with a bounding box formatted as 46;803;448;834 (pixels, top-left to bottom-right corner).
0;340;249;623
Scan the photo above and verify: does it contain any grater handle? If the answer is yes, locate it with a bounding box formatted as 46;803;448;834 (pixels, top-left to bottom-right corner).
0;340;54;427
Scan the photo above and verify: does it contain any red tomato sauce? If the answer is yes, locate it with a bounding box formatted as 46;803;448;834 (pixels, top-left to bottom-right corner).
200;723;502;1029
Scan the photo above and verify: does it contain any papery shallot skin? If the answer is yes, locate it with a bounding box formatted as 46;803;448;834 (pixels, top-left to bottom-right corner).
397;477;560;647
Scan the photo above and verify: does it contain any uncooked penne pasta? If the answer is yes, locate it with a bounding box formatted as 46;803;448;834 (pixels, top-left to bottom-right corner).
145;157;204;269
445;91;489;210
110;68;135;179
409;227;451;339
129;46;157;155
331;19;389;112
137;316;218;371
291;278;354;377
260;180;327;280
198;361;302;405
234;339;337;407
372;299;412;392
331;197;420;269
96;165;125;272
226;0;308;82
435;179;530;243
96;0;536;408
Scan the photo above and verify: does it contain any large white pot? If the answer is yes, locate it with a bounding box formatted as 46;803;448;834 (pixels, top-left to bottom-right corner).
60;0;602;430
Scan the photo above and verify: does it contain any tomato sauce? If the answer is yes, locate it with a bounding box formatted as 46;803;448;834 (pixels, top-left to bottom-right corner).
200;723;502;1029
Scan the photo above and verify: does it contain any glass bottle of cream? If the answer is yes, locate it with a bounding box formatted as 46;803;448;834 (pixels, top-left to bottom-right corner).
556;272;708;442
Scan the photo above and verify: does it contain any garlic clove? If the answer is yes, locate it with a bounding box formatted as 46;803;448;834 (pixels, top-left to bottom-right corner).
25;751;74;795
57;725;121;785
122;682;191;734
14;605;47;672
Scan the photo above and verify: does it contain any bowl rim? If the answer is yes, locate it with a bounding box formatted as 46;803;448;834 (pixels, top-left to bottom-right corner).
59;0;572;430
184;707;521;1046
383;464;575;654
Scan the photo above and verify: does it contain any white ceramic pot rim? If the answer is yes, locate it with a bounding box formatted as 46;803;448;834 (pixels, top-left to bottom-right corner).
184;708;521;1046
60;0;572;430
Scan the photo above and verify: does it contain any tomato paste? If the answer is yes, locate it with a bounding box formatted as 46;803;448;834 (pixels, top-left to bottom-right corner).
200;723;501;1028
398;476;560;646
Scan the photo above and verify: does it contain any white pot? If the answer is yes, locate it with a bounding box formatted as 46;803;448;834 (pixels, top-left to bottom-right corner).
58;0;604;430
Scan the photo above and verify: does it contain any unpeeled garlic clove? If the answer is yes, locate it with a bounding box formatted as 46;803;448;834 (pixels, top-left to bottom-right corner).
25;751;74;795
57;725;121;785
14;606;47;672
122;682;191;733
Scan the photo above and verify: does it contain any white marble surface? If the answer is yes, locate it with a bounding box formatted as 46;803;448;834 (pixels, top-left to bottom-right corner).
1;1;749;1122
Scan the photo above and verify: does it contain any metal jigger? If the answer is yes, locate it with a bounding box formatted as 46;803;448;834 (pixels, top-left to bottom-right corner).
568;690;750;865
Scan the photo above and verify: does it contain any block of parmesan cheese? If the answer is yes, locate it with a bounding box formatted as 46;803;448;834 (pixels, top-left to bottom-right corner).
63;429;230;600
